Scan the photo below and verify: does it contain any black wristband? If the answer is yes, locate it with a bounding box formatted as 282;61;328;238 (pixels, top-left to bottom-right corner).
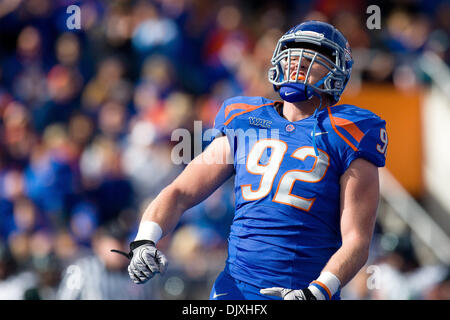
111;240;156;260
130;240;155;251
302;288;317;300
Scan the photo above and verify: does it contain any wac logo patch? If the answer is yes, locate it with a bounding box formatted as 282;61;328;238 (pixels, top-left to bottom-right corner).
249;117;272;128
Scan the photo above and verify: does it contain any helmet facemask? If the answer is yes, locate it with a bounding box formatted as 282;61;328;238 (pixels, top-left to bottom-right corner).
269;34;351;103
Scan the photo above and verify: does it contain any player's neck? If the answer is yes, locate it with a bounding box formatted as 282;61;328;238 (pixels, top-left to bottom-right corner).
282;95;328;122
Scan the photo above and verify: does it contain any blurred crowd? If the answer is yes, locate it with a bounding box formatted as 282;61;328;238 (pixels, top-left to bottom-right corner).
0;0;449;300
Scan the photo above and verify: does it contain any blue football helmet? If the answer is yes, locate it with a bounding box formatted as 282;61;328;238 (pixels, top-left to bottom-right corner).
268;21;353;103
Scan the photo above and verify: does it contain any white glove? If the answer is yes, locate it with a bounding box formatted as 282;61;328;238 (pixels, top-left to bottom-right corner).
261;272;340;300
112;240;168;284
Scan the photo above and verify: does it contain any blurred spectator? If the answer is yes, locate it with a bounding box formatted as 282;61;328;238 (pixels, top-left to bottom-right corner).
131;0;182;63
425;269;450;300
53;229;81;268
98;100;128;140
341;233;449;300
0;242;37;300
57;224;156;300
69;201;99;247
79;135;133;224
2;101;36;168
23;230;62;299
55;32;81;68
24;125;76;224
122;120;183;202
81;57;132;113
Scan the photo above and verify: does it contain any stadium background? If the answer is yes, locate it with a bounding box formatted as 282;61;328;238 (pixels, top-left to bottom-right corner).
0;0;449;300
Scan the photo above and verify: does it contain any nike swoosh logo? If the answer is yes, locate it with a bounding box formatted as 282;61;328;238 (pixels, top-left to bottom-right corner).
311;131;328;136
285;91;295;96
213;293;228;299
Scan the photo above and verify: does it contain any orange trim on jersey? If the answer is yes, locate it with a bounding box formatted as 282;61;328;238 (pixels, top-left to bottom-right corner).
333;116;364;143
311;280;332;300
327;107;358;151
224;102;273;126
224;103;253;118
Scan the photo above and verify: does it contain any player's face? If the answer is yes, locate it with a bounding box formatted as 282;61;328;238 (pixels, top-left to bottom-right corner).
283;50;332;86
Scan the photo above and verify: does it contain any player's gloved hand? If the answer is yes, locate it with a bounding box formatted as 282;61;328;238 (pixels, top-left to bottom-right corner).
260;272;340;300
111;240;168;284
260;287;318;300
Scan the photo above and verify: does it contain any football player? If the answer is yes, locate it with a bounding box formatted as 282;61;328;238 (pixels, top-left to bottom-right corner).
114;20;388;300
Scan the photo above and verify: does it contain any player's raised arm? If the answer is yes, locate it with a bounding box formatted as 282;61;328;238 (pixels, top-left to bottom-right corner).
113;135;234;284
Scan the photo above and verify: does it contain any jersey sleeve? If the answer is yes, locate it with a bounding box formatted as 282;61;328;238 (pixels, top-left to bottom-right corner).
342;119;388;172
213;100;228;136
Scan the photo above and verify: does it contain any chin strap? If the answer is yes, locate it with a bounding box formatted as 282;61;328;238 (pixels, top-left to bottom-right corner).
278;83;314;102
277;71;331;103
311;93;323;157
276;71;326;157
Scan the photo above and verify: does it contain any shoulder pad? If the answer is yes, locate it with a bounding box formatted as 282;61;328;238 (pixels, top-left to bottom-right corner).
326;104;385;151
326;104;388;169
214;96;274;131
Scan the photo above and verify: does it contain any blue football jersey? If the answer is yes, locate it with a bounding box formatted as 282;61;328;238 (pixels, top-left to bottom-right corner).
213;96;387;290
